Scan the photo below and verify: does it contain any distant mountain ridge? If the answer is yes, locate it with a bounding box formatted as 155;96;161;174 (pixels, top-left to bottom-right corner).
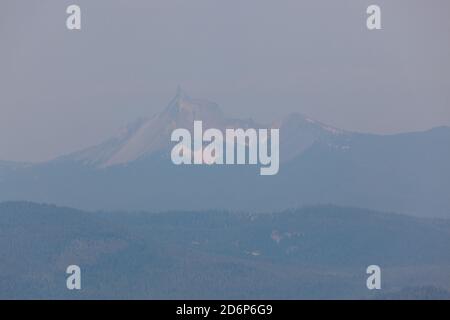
62;87;265;167
60;87;349;167
1;90;449;217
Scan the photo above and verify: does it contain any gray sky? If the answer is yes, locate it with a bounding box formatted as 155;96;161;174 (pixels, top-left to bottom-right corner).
1;0;449;162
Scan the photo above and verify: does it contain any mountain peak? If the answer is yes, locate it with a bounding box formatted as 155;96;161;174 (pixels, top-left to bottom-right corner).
278;112;345;135
163;87;224;125
69;90;229;167
174;85;190;101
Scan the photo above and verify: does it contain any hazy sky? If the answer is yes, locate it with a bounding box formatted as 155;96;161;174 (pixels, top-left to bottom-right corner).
1;0;449;162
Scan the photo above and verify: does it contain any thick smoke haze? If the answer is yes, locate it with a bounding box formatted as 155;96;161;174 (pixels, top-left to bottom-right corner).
1;0;449;162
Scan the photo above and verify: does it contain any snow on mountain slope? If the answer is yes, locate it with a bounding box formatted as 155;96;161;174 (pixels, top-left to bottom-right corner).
63;88;347;167
275;113;349;162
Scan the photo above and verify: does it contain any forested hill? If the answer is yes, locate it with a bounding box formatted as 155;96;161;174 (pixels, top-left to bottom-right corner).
1;202;450;299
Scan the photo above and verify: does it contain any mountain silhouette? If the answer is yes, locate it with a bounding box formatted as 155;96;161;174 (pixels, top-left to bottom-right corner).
1;90;449;217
